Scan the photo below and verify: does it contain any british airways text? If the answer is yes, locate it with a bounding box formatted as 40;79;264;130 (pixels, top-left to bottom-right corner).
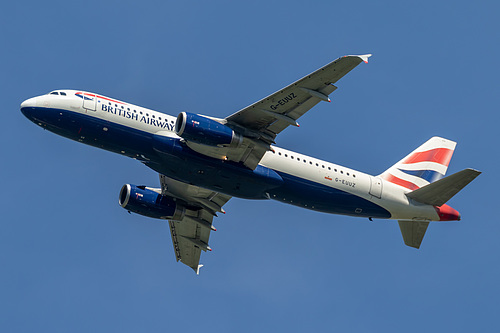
101;104;174;131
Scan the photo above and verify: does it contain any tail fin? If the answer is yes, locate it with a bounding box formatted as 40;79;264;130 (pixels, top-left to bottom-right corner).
380;137;456;190
385;138;481;249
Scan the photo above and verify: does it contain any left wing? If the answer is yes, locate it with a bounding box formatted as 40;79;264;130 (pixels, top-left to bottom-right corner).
178;55;370;169
160;175;231;274
226;54;371;135
222;54;371;168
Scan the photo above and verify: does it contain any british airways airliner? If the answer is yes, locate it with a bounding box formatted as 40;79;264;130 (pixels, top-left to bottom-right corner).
20;54;480;274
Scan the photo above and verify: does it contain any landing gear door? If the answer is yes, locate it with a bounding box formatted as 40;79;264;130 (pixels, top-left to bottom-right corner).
83;92;96;111
369;176;383;199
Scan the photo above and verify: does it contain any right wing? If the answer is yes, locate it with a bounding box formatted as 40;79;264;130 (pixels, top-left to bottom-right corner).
160;175;231;274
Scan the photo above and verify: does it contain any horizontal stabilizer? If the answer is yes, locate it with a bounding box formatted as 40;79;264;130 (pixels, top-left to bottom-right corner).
406;168;481;206
398;220;429;249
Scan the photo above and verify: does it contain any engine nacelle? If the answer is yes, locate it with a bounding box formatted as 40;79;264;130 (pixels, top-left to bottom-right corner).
175;112;242;147
119;184;185;220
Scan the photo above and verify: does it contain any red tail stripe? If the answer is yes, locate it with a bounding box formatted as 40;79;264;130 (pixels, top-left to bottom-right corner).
383;174;420;190
403;148;454;166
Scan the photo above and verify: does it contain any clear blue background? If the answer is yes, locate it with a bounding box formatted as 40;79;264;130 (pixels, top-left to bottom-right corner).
2;1;498;332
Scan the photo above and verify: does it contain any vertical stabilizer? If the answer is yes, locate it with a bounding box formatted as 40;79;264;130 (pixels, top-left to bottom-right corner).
380;137;456;190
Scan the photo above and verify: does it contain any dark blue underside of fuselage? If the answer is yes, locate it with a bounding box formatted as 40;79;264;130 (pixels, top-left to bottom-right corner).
21;107;391;219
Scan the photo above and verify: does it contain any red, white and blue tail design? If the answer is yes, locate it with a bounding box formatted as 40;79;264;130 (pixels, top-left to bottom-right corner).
380;137;456;190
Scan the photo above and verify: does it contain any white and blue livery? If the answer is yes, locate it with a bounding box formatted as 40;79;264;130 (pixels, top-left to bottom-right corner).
20;54;480;273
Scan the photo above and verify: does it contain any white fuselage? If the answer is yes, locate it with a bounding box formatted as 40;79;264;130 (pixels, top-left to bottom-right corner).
21;90;441;221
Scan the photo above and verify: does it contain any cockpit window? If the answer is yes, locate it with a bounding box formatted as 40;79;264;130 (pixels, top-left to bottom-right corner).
49;91;67;96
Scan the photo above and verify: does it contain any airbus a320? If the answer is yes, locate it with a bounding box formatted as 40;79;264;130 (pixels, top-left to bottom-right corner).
20;54;481;274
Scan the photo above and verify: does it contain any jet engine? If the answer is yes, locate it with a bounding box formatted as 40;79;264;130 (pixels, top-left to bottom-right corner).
119;184;185;220
175;112;242;147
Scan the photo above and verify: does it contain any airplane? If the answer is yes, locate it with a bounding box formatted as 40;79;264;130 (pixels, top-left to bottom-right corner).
20;54;481;274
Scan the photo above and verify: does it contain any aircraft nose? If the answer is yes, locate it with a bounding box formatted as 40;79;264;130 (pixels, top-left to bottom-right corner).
20;97;39;119
21;97;38;109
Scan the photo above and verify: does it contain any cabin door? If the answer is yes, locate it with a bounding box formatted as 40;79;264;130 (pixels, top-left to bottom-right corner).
82;92;97;111
369;177;383;199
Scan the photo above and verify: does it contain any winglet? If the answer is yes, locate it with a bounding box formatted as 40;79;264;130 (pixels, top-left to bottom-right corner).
358;54;372;63
196;264;204;275
347;54;372;63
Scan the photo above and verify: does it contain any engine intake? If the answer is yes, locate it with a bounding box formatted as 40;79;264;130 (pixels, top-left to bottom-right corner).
119;184;185;220
175;112;242;147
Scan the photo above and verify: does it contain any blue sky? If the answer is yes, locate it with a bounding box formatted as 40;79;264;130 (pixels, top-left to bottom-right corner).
2;0;499;332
